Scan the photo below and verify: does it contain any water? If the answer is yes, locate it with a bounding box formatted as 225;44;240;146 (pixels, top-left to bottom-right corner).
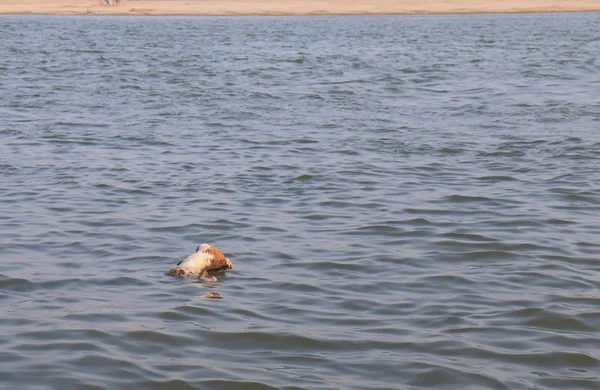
1;13;599;390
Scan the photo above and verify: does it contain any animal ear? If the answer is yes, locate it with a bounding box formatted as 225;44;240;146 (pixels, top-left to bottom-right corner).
195;245;202;253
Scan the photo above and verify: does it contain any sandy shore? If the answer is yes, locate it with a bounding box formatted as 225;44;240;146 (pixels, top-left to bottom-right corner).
0;0;598;16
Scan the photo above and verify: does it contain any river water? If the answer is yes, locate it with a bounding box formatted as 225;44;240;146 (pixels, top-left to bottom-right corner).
1;13;599;390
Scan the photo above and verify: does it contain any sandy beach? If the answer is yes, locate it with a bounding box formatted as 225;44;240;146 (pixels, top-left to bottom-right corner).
0;0;599;16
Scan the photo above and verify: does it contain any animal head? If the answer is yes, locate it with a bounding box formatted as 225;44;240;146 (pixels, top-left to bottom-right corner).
197;243;233;269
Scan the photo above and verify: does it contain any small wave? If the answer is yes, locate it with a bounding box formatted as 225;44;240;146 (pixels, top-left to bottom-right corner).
441;194;494;203
476;175;519;182
0;276;35;293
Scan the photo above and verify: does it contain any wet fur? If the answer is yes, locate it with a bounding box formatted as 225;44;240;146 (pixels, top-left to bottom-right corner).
169;244;233;281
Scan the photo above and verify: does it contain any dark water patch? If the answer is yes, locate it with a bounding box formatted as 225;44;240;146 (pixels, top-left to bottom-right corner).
476;175;519;182
172;304;215;317
293;252;357;272
450;250;520;261
0;276;35;293
122;330;196;349
18;340;108;354
37;276;152;290
509;308;595;332
439;231;499;242
440;194;496;203
406;363;510;390
534;377;599;390
205;380;304;390
544;254;597;267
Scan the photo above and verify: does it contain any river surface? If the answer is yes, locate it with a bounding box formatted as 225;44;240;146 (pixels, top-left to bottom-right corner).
1;13;599;390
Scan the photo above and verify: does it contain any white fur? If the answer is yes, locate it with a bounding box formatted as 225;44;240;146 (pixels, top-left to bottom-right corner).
176;247;214;274
196;243;211;253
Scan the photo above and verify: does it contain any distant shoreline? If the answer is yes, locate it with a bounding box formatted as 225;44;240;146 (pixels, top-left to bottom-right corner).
1;0;599;16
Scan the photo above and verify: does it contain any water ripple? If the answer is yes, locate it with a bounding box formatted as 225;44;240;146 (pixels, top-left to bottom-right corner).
1;12;600;390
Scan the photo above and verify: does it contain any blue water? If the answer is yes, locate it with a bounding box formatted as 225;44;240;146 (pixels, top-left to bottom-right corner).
1;13;599;390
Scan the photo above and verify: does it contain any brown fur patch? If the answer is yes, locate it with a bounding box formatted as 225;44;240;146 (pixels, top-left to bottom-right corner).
203;245;226;262
168;267;187;276
201;245;231;272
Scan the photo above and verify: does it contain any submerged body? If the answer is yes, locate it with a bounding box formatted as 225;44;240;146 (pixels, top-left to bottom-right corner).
168;243;233;281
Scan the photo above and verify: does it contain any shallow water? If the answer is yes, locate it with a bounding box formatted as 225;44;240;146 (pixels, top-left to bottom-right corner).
1;13;599;389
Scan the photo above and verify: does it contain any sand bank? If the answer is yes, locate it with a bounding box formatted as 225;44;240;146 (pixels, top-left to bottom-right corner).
0;0;598;16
